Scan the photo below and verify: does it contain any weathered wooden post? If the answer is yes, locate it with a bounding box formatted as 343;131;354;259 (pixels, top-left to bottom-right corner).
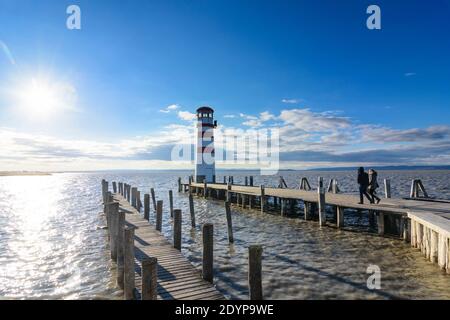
202;223;214;283
317;177;326;226
178;177;182;192
203;181;207;198
331;180;344;228
249;176;254;186
377;212;385;235
124;226;135;300
109;202;119;261
156;200;163;231
248;245;263;300
116;210;125;289
280;199;286;216
136;190;141;212
245;176;248;186
144;194;150;220
141;257;158;300
226;182;231;202
173;209;182;250
304;201;311;220
112;181;117;193
131;187;137;209
189;193;196;228
150;188;157;211
225;201;234;243
169;190;174;218
384;179;391;198
260;185;265;214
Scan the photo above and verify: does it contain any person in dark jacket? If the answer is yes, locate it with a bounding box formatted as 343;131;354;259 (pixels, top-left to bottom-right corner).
357;167;372;204
368;169;381;204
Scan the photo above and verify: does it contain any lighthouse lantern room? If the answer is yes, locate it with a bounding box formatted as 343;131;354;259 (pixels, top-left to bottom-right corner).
195;106;217;183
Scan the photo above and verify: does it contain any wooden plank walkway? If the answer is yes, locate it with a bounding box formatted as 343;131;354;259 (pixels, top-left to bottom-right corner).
187;182;450;219
182;180;450;273
113;193;225;300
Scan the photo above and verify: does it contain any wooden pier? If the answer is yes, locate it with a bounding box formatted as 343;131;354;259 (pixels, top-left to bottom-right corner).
180;177;450;273
101;180;227;300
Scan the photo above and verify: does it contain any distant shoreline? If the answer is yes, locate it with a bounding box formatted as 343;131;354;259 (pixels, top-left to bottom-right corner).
0;171;52;177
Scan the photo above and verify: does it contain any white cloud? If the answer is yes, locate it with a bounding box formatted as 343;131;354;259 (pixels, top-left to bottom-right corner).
404;72;416;77
159;104;180;113
177;110;197;121
224;114;236;118
240;111;275;127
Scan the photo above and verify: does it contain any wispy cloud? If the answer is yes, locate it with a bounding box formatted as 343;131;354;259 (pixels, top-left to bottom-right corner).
404;72;416;77
282;98;302;104
159;104;180;113
0;40;16;65
177;110;197;121
224;114;236;118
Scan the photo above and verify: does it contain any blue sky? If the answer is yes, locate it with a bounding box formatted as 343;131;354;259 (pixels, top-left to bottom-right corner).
0;0;449;171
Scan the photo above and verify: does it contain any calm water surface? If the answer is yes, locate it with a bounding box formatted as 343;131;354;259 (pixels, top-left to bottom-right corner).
0;170;449;299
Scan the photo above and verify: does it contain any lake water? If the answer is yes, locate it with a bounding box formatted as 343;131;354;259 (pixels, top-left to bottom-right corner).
0;170;449;299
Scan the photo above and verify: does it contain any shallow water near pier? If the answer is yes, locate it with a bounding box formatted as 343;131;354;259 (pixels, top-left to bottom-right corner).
0;170;449;299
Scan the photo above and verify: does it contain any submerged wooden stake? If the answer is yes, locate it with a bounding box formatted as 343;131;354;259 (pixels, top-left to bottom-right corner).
150;188;157;211
116;210;125;289
173;209;182;250
169;190;174;218
248;245;263;300
189;194;196;228
141;257;158;300
156;200;163;231
225;201;234;243
144;194;150;220
202;223;214;283
124;226;135;300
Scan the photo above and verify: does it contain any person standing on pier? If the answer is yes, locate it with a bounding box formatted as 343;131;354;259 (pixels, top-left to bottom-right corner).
368;169;381;204
357;167;372;204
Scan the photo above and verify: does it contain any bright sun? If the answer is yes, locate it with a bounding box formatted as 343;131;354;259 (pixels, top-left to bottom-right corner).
14;77;77;119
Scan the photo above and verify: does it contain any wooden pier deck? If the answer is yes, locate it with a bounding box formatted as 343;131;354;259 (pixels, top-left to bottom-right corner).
113;193;225;300
181;179;450;273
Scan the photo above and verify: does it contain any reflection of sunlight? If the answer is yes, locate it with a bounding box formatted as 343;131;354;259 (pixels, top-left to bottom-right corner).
0;175;73;298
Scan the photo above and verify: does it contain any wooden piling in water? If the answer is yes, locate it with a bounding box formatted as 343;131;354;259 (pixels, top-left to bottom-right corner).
156;200;163;231
173;209;182;250
169;190;174;218
124;226;135;300
109;202;119;261
144;194;150;221
202;223;214;283
317;177;326;226
116;210;125;289
150;188;157;211
189;194;196;228
131;187;137;209
178;177;182;192
112;182;117;193
225;201;234;243
248;245;263;300
384;179;391;198
141;257;158;300
260;185;265;214
249;176;254;186
136;190;141;212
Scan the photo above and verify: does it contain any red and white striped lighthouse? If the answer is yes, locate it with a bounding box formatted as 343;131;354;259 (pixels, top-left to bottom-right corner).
195;106;217;183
